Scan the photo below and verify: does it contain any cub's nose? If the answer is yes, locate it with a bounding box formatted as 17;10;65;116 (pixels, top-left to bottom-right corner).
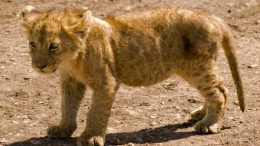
36;63;48;69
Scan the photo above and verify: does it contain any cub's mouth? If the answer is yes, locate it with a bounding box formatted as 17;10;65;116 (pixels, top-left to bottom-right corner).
32;63;58;74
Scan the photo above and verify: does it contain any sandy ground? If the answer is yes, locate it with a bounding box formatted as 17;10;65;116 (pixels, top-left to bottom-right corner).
0;0;259;146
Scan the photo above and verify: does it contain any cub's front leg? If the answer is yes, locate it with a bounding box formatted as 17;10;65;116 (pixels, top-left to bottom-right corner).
77;78;118;146
48;72;86;138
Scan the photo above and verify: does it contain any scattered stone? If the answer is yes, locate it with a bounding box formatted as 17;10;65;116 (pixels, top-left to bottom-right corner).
233;101;239;106
188;99;198;103
24;77;30;80
150;121;157;126
107;127;117;133
149;113;158;119
174;114;181;119
138;102;150;106
162;82;177;91
247;64;258;68
124;108;139;116
227;9;231;13
15;92;20;96
127;143;135;146
227;116;235;121
10;58;16;62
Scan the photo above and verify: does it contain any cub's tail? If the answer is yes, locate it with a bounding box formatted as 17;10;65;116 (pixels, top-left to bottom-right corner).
222;26;245;112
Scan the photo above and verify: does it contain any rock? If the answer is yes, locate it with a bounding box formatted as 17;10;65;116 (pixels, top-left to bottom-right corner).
233;101;239;106
10;58;16;61
138;102;150;106
123;108;139;116
162;82;177;91
107;127;117;133
149;113;158;119
228;116;234;120
247;64;258;68
150;121;157;126
24;77;30;80
174;114;181;119
127;143;135;146
188;99;198;103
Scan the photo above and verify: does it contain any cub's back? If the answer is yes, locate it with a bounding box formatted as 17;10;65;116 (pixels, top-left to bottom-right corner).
106;9;224;86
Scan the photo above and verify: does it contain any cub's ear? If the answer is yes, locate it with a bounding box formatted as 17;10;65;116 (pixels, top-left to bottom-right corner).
63;10;93;37
20;6;38;28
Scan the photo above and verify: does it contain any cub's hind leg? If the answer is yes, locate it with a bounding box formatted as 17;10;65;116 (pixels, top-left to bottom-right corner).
193;66;228;133
48;72;85;138
190;85;228;122
180;62;228;134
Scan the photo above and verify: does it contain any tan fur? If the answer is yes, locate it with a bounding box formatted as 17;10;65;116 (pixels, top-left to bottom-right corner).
21;6;245;146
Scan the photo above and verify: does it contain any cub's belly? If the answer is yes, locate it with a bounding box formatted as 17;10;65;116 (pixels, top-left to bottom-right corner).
115;60;174;86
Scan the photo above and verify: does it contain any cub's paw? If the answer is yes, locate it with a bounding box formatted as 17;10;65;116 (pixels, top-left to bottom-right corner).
190;108;206;121
194;121;221;134
47;125;76;139
77;136;104;146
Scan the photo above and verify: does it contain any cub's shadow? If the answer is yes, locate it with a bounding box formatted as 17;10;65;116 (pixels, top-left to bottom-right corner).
6;121;197;146
106;120;197;145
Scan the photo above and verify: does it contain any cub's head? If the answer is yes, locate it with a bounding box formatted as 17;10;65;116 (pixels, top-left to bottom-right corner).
20;6;93;73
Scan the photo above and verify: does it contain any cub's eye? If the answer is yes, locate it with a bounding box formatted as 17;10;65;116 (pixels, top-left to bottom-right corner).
29;41;36;48
49;43;59;51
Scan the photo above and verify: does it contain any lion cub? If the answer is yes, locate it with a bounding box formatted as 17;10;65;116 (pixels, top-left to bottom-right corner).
21;6;244;146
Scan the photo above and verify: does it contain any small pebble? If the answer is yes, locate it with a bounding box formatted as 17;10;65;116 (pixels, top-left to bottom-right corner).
150;121;157;126
174;114;181;119
24;77;30;80
247;64;258;68
233;101;239;106
149;114;158;119
127;143;135;146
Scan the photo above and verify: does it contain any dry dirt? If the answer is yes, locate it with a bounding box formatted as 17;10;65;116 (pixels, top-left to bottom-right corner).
0;0;259;146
